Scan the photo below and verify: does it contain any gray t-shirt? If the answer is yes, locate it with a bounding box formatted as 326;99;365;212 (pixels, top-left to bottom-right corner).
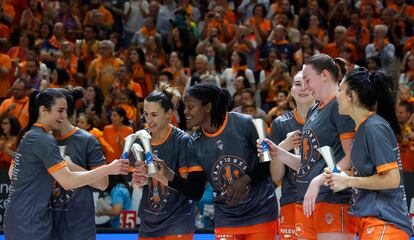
297;99;355;204
189;112;278;228
4;124;66;240
135;127;195;238
270;110;304;206
51;128;106;240
349;114;413;236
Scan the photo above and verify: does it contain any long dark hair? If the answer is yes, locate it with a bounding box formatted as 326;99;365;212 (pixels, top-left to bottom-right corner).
344;67;401;135
185;83;231;129
112;107;130;126
85;85;105;115
0;116;21;137
26;88;66;132
57;87;84;117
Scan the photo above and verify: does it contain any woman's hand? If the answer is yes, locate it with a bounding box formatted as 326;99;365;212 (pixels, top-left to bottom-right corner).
303;174;324;217
132;160;148;187
225;174;250;206
324;168;351;192
257;138;280;160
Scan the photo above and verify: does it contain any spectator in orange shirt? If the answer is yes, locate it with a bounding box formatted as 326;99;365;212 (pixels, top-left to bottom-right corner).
0;116;21;169
87;40;124;96
210;0;236;24
0;79;30;128
8;31;35;64
127;47;156;98
20;0;44;37
162;51;191;95
0;41;12;99
142;35;167;71
130;16;161;47
346;12;370;63
54;0;83;41
0;0;16;39
396;101;414;210
397;101;414;172
83;0;114;31
387;0;414;43
75;25;100;68
201;7;235;44
360;3;382;32
246;3;271;40
354;0;383;16
49;22;68;50
324;25;357;63
103;107;133;163
57;41;85;86
305;14;328;50
293;33;320;67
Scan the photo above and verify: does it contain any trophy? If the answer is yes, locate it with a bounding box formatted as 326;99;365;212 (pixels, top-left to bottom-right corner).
252;119;272;162
121;133;139;159
317;146;339;173
59;145;67;158
136;130;158;176
129;143;146;185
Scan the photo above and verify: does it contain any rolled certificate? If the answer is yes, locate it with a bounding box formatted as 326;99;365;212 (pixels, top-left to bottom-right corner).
317;146;339;173
59;145;67;158
252;118;272;162
136;130;158;176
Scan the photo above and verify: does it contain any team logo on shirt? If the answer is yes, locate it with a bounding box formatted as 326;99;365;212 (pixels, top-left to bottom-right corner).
148;178;170;210
50;180;76;208
211;155;250;201
298;128;320;177
325;213;334;224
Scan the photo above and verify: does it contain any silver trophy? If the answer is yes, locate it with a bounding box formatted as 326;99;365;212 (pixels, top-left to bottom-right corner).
136;130;158;176
121;133;139;159
317;146;339;173
130;143;147;185
252;119;272;162
59;145;67;158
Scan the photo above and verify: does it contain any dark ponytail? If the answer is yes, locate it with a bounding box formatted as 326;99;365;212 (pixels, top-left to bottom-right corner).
344;68;401;136
145;82;179;112
57;87;85;117
185;83;231;129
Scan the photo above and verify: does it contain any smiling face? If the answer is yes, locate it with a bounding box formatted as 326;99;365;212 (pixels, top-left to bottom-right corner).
76;114;91;131
336;80;352;116
143;100;171;136
303;64;324;101
183;95;211;129
40;97;68;131
291;73;314;106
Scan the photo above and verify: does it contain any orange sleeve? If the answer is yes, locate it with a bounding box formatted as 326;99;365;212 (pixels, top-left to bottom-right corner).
102;8;114;26
178;167;189;175
48;161;68;174
188;166;203;172
340;132;355;140
4;4;16;18
376;162;398;174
